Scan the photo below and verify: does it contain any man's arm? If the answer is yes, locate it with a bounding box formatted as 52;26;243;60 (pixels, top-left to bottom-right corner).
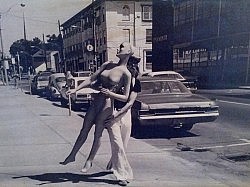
113;91;138;119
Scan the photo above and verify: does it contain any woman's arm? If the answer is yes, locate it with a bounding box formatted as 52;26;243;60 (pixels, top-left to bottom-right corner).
67;61;109;94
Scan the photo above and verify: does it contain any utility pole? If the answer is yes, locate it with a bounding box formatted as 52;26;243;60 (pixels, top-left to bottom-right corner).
42;34;47;69
92;2;97;71
245;33;250;84
133;1;136;47
0;13;5;84
20;3;27;41
58;20;64;72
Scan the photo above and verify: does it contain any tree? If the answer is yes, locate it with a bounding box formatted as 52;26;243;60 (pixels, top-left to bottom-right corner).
9;37;43;72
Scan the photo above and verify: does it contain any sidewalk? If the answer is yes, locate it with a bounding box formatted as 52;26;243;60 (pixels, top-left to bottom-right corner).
0;84;226;187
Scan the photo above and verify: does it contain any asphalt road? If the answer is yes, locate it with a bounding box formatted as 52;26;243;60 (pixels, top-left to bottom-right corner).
138;89;250;184
17;78;250;184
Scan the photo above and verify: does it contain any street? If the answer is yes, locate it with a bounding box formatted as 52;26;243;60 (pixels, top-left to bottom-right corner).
2;79;249;186
136;89;250;185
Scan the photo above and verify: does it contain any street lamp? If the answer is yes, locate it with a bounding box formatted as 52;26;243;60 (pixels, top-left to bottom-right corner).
20;3;27;40
0;3;26;85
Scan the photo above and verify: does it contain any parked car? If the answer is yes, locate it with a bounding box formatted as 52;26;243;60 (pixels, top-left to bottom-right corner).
21;72;30;79
131;77;219;135
60;76;98;109
73;71;92;77
141;70;197;92
46;73;66;100
31;71;53;95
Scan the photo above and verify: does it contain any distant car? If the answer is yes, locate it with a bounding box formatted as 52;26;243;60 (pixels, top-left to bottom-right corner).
141;71;197;92
176;70;199;90
21;72;30;79
73;71;92;77
60;76;98;109
131;77;219;135
31;72;53;95
46;73;66;100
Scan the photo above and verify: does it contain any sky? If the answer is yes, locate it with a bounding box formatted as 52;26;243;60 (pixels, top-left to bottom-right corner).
0;0;92;56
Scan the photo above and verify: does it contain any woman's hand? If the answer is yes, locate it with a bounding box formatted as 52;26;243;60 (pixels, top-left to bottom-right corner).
66;89;77;95
100;88;111;97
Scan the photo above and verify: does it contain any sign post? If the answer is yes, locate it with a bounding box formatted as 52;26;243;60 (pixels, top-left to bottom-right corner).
3;60;9;86
68;93;72;116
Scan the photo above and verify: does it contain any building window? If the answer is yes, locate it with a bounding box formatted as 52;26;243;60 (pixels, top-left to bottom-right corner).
174;1;193;26
142;5;152;21
145;51;152;70
102;7;105;22
122;5;130;21
122;29;130;43
146;29;152;43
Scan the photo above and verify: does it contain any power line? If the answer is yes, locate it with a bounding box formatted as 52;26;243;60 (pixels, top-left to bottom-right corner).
7;13;58;25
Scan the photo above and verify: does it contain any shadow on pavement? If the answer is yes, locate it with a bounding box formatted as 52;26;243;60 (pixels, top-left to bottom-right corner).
132;126;198;139
12;171;117;186
52;103;67;109
52;103;89;112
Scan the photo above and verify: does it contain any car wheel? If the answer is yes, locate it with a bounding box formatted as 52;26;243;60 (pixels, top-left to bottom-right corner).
180;124;194;131
71;101;78;111
131;118;142;138
61;98;68;107
46;91;52;101
31;88;36;95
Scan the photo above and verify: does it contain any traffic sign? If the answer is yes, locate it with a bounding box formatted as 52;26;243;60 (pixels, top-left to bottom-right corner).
86;44;94;52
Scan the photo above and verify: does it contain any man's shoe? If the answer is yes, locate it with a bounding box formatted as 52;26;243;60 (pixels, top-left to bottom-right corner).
81;161;92;173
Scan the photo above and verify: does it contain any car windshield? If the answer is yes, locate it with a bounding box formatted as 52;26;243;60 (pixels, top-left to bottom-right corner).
74;71;91;77
40;72;53;77
140;80;190;94
56;77;66;82
77;80;85;86
38;76;49;81
70;80;85;89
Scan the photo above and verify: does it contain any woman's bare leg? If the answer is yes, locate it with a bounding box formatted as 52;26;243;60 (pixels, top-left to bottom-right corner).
81;107;112;172
60;105;96;165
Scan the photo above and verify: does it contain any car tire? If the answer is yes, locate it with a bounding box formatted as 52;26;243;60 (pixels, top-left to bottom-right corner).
31;88;37;95
46;91;52;101
180;124;194;131
131;118;142;138
61;98;68;107
71;101;78;111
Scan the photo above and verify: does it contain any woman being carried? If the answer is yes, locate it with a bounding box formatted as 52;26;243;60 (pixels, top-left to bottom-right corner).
60;42;133;170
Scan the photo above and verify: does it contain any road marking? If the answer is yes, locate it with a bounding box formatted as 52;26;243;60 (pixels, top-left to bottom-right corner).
161;139;250;151
194;142;250;150
240;139;250;143
218;100;250;106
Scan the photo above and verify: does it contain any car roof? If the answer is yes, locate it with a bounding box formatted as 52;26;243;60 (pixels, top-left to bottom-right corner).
142;71;185;80
71;76;88;81
50;73;65;78
139;76;181;82
147;71;180;75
